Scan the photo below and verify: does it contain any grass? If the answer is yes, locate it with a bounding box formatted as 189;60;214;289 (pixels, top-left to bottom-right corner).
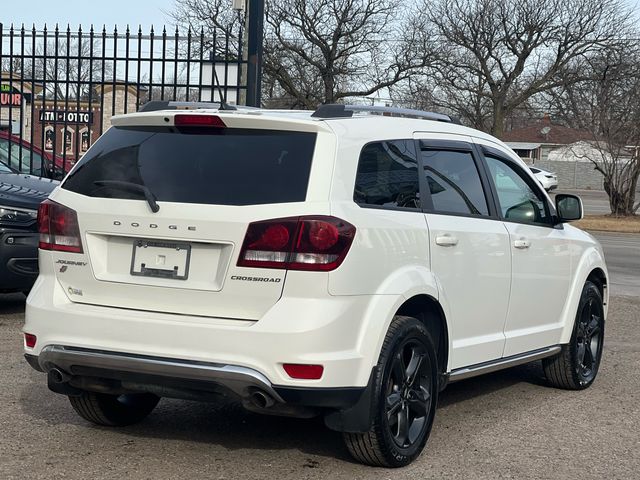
574;215;640;234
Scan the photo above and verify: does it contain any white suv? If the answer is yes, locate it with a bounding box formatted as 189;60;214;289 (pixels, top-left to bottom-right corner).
23;103;608;467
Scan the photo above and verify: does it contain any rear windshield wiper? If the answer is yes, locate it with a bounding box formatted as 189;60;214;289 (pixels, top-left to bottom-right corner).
93;180;160;213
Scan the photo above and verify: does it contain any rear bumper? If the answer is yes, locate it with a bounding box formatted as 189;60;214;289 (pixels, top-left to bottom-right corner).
0;229;39;291
25;345;370;425
24;271;399;389
31;344;285;402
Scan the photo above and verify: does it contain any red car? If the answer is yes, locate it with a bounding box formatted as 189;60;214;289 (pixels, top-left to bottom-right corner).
0;131;71;178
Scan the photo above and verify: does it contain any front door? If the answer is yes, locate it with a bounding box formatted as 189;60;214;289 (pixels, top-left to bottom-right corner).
481;149;572;356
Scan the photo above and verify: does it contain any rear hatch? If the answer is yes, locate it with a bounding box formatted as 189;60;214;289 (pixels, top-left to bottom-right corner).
48;112;332;320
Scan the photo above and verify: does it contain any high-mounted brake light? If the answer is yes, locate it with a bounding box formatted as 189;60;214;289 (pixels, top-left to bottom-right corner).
174;114;226;128
38;199;83;253
237;216;355;271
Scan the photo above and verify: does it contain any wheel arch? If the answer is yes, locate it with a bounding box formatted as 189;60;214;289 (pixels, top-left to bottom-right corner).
325;292;450;434
559;247;609;344
396;294;449;382
586;267;608;302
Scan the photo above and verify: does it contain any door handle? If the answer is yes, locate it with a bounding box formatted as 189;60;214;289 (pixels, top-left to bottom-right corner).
513;238;531;249
435;235;459;247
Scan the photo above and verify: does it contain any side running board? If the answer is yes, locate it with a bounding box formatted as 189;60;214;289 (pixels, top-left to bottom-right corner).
449;345;562;382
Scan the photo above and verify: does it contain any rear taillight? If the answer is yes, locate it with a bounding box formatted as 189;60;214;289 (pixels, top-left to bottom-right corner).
237;216;355;271
38;199;83;253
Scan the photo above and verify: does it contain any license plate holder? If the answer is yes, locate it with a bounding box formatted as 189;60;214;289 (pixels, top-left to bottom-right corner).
130;239;191;280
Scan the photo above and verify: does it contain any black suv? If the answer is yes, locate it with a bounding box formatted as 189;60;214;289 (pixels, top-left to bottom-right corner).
0;163;57;293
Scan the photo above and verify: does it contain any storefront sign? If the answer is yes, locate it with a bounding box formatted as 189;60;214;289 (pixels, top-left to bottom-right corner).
39;110;93;124
0;84;24;106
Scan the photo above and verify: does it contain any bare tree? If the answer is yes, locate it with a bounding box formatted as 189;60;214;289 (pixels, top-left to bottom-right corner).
170;0;435;108
550;48;640;216
263;0;435;108
409;0;629;137
3;32;113;101
168;0;243;58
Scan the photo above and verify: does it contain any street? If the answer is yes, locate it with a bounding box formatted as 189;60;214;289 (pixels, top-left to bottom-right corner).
592;232;640;297
554;189;611;215
1;291;638;479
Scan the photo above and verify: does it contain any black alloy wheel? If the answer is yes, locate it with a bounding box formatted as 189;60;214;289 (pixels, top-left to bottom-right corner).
344;315;438;467
385;339;433;449
574;293;604;385
543;280;605;390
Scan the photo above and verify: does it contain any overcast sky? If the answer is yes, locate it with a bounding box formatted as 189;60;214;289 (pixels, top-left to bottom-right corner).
1;0;639;32
2;0;176;30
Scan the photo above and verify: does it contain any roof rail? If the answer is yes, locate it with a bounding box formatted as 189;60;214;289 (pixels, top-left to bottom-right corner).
311;104;460;124
138;100;238;112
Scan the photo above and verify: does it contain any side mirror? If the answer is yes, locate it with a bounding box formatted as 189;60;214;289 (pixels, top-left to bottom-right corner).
555;194;583;222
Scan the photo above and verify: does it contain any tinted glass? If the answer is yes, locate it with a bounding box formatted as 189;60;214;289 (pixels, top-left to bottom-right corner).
485;156;551;225
0;138;43;175
62;126;317;205
354;140;420;209
421;149;489;216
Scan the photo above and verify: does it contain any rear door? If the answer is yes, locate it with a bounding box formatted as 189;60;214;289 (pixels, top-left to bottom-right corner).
51;120;326;320
416;133;511;369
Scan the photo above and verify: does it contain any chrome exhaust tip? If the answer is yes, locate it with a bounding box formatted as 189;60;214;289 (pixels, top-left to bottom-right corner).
48;367;71;384
250;389;275;409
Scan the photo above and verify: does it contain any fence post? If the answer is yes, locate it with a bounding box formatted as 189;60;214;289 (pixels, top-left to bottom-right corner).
246;0;264;107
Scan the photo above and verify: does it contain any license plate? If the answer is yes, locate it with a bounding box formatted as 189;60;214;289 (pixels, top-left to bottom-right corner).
130;240;191;280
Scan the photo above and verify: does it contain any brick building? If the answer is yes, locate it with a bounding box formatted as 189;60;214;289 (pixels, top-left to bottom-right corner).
1;73;146;166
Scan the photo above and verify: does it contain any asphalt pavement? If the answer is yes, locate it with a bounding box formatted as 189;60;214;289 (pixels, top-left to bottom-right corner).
0;292;639;479
592;232;640;297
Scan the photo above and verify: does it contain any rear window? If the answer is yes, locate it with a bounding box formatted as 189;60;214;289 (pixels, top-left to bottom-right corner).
62;126;317;205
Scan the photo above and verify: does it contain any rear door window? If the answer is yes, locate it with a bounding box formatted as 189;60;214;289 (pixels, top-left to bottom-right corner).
62;126;317;206
420;149;489;216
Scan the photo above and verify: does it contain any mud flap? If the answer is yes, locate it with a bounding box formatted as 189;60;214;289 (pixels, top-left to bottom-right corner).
323;367;377;433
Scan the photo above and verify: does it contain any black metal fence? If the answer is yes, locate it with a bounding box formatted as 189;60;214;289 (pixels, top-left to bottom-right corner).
0;24;246;177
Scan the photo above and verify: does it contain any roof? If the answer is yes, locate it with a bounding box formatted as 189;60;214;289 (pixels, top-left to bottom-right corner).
111;105;520;162
502;116;593;145
111;107;495;139
506;142;541;150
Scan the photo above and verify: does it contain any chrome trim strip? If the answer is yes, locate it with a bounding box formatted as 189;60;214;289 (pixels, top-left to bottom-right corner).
38;345;284;402
448;346;562;382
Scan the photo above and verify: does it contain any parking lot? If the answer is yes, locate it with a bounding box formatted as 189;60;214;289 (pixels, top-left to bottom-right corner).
1;291;638;479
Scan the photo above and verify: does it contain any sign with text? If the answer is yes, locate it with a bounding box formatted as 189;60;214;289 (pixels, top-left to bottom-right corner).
39;110;93;124
1;84;23;106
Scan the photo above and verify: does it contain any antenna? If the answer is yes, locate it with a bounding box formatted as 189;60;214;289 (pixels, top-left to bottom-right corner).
210;62;236;111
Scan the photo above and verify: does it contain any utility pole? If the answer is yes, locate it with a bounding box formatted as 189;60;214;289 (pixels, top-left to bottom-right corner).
245;0;264;107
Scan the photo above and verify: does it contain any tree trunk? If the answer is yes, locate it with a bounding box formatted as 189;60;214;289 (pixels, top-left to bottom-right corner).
491;101;506;138
604;176;636;216
323;70;335;104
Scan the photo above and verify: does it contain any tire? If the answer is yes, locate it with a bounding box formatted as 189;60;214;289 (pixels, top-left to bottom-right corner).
543;281;604;390
69;391;160;426
344;315;438;467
